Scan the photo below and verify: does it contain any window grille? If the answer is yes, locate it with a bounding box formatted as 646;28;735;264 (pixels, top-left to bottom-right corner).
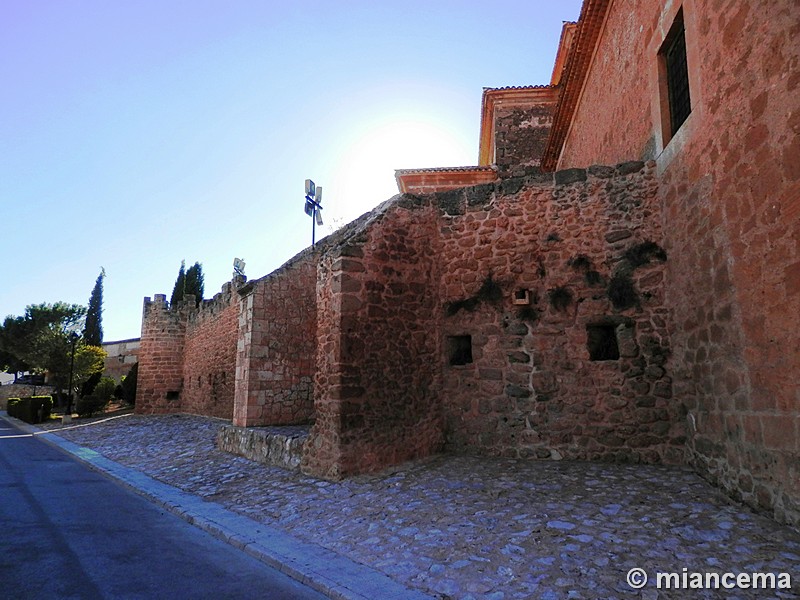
664;14;691;135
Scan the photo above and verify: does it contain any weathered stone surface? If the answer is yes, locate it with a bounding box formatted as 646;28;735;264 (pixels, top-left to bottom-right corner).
217;424;308;470
554;168;587;185
43;415;800;600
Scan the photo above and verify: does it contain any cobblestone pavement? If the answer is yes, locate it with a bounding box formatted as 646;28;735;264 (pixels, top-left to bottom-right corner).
41;414;799;599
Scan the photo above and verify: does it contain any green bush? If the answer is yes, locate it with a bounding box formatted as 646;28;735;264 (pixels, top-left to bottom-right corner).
6;397;21;418
76;376;116;417
121;362;138;405
7;396;53;424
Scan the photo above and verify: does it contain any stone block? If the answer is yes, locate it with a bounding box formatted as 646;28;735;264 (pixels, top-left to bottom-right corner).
554;168;587;185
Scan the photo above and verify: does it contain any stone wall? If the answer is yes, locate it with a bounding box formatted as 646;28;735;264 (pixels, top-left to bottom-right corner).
217;424;308;470
0;383;56;410
300;165;680;479
549;0;799;525
233;251;318;427
137;280;243;417
137;294;186;414
181;283;241;419
303;201;444;479
437;163;681;463
494;102;555;177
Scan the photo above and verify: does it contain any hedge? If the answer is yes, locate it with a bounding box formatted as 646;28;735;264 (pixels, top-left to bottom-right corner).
6;396;53;424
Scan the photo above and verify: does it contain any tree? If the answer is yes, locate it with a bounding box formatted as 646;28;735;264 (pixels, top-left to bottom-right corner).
0;316;33;377
0;303;106;409
170;260;186;307
84;268;105;346
170;260;204;308
81;268;106;398
184;262;204;307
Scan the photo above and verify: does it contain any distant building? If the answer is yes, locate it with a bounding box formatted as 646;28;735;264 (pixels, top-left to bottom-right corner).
102;338;140;382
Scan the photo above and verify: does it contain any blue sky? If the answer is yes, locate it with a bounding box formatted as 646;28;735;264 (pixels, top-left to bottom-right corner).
1;1;583;341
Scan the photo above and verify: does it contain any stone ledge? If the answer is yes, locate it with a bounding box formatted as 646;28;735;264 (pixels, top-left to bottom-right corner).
216;424;309;470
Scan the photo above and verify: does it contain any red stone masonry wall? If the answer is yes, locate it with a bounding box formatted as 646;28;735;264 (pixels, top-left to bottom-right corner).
550;0;799;524
181;283;241;420
137;281;244;417
303;165;681;479
233;251;318;427
137;294;186;414
303;201;444;479
437;163;681;463
556;0;660;167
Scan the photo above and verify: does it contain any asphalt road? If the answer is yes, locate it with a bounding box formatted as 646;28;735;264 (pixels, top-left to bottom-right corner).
0;418;328;600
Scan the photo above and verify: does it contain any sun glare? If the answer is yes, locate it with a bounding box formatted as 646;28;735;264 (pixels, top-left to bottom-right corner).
325;119;473;231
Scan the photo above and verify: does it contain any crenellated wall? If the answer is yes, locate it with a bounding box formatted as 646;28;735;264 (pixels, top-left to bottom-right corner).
137;294;187;414
137;280;244;417
181;282;242;419
133;0;797;527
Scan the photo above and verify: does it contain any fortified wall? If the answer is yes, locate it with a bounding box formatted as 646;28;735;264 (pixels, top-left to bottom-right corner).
136;0;798;527
138;279;244;419
138;163;680;481
303;161;681;478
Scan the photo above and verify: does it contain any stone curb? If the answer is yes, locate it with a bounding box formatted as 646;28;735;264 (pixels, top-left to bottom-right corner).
0;412;433;600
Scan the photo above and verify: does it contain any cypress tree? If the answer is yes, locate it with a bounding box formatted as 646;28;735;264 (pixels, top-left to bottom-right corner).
170;260;186;307
84;268;105;346
184;262;204;307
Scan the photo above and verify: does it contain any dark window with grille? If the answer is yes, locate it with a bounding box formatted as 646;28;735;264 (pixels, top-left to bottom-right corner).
664;11;691;135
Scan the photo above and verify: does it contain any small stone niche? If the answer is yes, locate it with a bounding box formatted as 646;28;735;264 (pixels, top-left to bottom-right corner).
447;335;473;366
587;324;620;361
166;390;180;401
513;289;531;305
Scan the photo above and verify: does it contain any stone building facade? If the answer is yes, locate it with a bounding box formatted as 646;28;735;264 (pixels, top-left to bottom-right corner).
101;338;140;382
137;0;799;525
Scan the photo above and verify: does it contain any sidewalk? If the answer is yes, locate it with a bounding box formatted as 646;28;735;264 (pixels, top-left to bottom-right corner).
9;412;800;599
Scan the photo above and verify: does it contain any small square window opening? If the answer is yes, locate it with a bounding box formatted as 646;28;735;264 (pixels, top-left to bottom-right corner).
587;325;620;361
448;335;473;366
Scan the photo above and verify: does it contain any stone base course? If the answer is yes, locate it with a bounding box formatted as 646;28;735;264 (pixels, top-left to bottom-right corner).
216;424;308;470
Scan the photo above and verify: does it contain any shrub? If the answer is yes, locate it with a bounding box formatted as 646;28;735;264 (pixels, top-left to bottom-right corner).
623;241;667;268
517;306;540;322
585;270;604;286
76;377;116;417
7;396;53;423
121;362;138;405
6;397;21;418
567;254;593;270
446;275;503;316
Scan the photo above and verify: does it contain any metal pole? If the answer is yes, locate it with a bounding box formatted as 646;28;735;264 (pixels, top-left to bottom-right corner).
312;206;316;247
67;335;77;415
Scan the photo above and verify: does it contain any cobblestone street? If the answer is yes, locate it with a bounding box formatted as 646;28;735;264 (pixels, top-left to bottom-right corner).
42;414;799;599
